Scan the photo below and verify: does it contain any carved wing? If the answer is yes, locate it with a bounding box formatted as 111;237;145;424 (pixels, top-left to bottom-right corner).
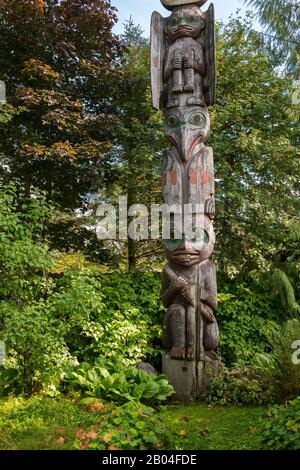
187;147;214;205
162;149;183;205
151;11;165;110
204;3;216;106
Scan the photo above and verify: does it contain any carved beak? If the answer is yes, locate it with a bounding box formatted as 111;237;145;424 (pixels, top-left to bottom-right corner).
179;127;203;161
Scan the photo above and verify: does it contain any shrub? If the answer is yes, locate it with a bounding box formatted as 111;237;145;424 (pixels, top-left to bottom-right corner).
0;182;66;394
253;319;300;401
0;182;53;303
47;269;165;366
0;366;19;397
63;358;174;405
205;365;276;406
217;287;280;365
1;300;74;394
74;401;169;450
261;397;300;450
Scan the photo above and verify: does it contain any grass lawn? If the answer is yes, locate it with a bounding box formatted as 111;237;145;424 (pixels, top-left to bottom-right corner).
0;397;267;450
162;403;266;450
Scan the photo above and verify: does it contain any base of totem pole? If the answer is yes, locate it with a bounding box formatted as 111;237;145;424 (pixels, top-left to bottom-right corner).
162;354;219;402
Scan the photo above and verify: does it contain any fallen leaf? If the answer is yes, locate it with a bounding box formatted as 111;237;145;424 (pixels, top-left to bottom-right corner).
103;432;113;443
75;427;86;440
87;401;107;413
54;437;65;445
179;429;188;437
201;429;209;436
81;440;89;450
180;416;190;422
108;445;120;451
86;431;98;439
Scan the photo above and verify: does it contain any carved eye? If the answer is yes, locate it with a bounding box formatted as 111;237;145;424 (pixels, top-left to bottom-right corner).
189;112;206;127
187;16;197;23
190;228;210;247
170;17;179;27
166;114;180;128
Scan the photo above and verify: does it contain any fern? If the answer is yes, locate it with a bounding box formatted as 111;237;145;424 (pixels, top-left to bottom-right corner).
272;269;300;318
253;319;300;400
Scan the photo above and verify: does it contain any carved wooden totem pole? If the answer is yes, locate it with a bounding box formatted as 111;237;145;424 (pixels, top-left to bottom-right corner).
151;0;218;401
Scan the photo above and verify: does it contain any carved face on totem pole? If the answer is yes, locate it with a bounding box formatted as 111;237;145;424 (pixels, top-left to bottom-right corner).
165;6;205;40
165;214;215;267
164;106;210;161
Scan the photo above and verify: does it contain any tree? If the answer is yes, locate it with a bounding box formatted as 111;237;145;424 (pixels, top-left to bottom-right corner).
244;0;300;72
102;19;166;269
120;16;149;47
0;0;123;257
99;15;300;278
211;16;299;295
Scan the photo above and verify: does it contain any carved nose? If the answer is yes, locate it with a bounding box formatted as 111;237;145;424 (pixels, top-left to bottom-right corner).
176;238;190;251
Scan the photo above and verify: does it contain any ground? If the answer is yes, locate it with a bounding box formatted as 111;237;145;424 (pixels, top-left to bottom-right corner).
0;397;266;450
162;404;265;450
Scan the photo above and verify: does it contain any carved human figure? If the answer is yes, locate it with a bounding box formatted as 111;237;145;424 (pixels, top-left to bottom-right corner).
162;214;219;362
164;6;206;108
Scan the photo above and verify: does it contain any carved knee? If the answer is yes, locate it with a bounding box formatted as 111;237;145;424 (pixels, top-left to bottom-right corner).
203;321;219;351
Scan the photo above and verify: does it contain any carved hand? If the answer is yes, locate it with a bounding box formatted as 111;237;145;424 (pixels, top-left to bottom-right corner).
171;275;187;292
205;196;215;219
178;277;195;306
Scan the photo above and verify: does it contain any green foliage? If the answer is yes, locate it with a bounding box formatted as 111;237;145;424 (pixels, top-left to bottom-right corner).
0;367;19;397
0;104;25;125
217;286;279;364
244;0;299;72
205;365;275;406
0;396;267;450
271;269;300;318
0;182;53;302
46;269;164;365
74;401;168;450
1;301;74;395
0;396;111;450
213;16;299;281
261;397;300;450
253;319;300;401
0;182;72;394
107;35;165;268
63;358;174;405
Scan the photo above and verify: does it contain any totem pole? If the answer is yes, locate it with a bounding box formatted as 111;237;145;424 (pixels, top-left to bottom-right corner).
151;0;219;401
